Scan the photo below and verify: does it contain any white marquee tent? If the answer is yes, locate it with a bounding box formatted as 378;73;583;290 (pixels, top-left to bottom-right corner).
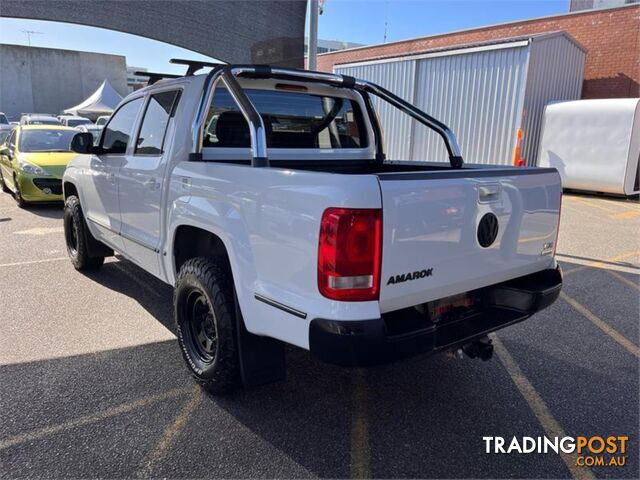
63;79;123;120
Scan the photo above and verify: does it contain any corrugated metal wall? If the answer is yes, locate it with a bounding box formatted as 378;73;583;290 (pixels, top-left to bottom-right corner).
411;46;528;164
337;60;416;160
522;36;586;165
336;34;585;166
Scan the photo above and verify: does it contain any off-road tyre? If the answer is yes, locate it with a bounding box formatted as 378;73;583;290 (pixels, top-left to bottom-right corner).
63;195;104;270
174;257;241;394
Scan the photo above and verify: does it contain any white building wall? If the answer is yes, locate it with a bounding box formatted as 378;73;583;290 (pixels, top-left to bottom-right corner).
0;44;128;120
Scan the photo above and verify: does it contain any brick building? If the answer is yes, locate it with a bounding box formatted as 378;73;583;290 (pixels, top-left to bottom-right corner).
317;4;639;99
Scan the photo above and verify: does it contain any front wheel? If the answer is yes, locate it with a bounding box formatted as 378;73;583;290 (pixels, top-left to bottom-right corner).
174;258;241;394
0;170;9;193
63;195;104;270
13;175;27;208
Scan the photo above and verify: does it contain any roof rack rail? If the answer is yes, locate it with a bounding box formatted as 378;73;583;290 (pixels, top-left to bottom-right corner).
170;58;225;76
134;71;181;85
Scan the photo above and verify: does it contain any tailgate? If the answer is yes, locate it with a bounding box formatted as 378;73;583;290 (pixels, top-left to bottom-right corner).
377;168;561;313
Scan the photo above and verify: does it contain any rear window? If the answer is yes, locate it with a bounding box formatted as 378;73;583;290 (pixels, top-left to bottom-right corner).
67;119;91;127
204;88;366;149
30;119;60;125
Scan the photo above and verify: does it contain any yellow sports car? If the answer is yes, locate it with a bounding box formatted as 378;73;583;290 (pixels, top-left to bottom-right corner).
0;125;79;207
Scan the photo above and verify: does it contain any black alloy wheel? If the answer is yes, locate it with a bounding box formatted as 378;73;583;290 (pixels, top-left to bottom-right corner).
184;290;218;363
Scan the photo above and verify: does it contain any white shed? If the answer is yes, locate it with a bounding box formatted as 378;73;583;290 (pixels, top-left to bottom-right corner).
335;32;586;166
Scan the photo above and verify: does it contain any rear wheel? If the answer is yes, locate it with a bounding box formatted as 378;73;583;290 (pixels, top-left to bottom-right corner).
174;257;241;394
64;195;104;270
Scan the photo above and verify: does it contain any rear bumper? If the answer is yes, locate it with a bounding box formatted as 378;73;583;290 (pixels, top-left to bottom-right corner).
309;266;562;366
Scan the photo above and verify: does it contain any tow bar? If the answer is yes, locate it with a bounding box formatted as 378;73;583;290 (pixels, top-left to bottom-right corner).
461;336;494;361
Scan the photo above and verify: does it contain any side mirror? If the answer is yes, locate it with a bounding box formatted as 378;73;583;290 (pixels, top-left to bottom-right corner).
70;132;95;154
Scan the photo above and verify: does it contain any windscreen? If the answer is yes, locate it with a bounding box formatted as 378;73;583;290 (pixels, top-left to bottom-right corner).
204;88;366;149
20;130;77;152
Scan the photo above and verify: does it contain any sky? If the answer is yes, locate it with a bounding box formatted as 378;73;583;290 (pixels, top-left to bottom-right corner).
319;0;568;45
0;0;569;73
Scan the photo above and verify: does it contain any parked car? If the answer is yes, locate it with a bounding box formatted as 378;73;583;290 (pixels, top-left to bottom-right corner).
0;112;8;124
0;125;79;207
59;115;93;128
0;124;15;145
64;65;563;393
95;115;110;127
76;124;102;145
19;114;61;126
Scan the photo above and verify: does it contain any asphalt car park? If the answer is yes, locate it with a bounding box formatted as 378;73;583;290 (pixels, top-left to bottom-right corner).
0;191;638;479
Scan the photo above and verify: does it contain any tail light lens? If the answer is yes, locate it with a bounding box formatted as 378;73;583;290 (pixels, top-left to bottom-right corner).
318;208;382;301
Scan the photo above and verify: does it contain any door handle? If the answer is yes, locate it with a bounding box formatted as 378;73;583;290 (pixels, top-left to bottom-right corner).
478;184;501;203
107;172;116;185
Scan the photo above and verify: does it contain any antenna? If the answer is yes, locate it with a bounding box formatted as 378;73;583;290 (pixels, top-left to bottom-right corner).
21;30;43;47
383;0;389;43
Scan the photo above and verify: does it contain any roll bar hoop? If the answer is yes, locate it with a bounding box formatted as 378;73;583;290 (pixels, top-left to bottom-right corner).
191;65;463;169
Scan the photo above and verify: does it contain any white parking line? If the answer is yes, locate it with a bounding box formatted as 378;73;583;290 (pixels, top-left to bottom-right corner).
0;386;193;450
136;386;202;478
606;270;640;291
560;292;640;358
0;257;68;268
350;369;370;479
14;227;64;236
493;336;595;480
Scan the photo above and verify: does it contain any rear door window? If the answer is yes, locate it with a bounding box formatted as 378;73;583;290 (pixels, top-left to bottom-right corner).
204;88;366;149
135;90;181;155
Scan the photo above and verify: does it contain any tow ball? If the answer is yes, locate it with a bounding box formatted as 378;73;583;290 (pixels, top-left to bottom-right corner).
461;336;494;361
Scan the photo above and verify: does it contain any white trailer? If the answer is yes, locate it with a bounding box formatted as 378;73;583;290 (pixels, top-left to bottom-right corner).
537;98;640;196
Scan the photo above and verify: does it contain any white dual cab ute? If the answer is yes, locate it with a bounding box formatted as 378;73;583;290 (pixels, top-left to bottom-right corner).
64;61;563;393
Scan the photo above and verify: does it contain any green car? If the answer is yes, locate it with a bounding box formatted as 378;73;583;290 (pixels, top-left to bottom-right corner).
0;125;79;207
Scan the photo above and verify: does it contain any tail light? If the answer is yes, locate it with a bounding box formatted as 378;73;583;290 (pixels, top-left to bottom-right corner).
513;128;526;167
318;208;382;301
